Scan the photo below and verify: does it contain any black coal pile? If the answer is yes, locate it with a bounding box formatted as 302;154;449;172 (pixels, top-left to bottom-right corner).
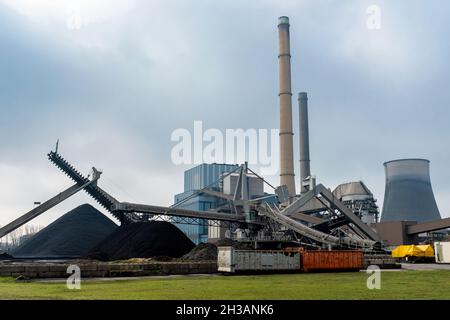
181;243;218;261
216;238;235;247
181;239;256;261
216;238;253;250
12;204;117;258
87;221;195;261
0;251;13;260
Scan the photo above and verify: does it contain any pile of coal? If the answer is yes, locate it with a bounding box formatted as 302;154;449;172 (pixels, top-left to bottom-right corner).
0;251;13;260
12;204;117;259
87;221;195;261
215;238;253;250
181;238;256;262
181;243;218;261
215;238;235;247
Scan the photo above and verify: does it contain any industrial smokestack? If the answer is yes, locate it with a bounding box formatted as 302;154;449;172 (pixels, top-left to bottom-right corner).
298;92;310;193
278;16;296;196
381;159;441;223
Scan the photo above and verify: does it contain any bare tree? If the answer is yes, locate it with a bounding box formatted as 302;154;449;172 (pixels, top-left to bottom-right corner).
7;228;23;247
1;224;44;248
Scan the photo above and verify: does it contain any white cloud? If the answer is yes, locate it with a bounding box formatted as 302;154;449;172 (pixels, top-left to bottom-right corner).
435;190;450;219
0;161;70;226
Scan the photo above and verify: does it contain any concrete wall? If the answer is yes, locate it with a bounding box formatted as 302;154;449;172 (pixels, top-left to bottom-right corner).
372;221;418;247
0;261;217;279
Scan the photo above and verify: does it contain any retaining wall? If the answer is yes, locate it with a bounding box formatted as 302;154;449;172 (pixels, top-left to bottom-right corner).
0;261;217;278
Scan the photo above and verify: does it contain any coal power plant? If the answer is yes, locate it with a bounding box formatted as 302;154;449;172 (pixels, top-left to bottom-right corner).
0;16;449;278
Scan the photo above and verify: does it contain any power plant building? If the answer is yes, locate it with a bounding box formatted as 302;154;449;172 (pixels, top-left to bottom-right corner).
173;163;239;244
332;181;379;224
222;173;264;198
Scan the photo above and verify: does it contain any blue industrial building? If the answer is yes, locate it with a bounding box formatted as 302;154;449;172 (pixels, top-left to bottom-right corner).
173;163;239;244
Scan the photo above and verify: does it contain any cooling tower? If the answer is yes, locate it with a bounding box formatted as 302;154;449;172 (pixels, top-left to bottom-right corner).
277;16;296;196
381;159;441;223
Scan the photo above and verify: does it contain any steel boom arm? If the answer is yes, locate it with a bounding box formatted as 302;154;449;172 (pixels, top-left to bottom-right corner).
0;179;97;239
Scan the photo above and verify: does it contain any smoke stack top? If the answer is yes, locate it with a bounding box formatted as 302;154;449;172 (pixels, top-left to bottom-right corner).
299;92;308;100
278;16;290;26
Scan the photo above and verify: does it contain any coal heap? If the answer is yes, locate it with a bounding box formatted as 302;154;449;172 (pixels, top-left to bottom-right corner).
181;243;218;261
0;251;13;260
87;221;195;261
12;204;117;258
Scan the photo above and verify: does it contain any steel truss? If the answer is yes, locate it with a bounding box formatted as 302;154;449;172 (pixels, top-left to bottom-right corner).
127;212;243;229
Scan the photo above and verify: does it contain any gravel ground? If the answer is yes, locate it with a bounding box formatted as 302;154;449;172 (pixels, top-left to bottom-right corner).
401;263;450;270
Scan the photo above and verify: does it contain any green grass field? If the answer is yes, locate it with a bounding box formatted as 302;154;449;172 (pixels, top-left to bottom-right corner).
1;270;450;300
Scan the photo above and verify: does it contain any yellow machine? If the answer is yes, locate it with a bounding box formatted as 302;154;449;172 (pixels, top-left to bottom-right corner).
392;245;434;258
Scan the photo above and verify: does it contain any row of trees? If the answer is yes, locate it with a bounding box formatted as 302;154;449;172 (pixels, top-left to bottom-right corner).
0;225;43;250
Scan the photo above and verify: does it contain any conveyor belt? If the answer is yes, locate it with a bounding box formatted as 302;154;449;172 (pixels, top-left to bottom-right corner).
0;181;93;239
112;202;247;223
48;152;140;224
264;203;375;248
282;184;379;241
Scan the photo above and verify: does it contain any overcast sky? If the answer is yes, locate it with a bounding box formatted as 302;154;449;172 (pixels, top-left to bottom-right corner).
0;0;449;229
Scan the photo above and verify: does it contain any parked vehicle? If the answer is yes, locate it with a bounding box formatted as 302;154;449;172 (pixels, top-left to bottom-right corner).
434;242;450;263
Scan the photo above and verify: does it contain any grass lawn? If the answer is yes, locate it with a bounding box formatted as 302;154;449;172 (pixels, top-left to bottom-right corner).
1;270;450;300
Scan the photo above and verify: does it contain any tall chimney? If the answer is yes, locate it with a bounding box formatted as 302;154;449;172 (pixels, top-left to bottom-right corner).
298;92;311;193
278;16;296;196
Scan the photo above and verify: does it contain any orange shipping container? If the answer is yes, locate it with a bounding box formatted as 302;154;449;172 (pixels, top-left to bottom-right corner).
286;248;364;272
